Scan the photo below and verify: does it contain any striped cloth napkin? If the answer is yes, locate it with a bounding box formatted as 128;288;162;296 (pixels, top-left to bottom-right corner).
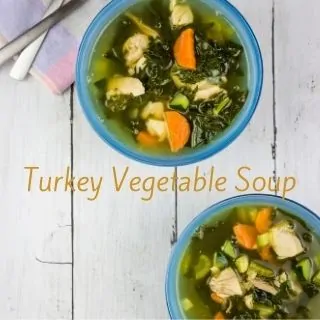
0;0;109;94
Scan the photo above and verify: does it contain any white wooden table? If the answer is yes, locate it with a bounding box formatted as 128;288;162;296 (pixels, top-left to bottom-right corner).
0;0;319;319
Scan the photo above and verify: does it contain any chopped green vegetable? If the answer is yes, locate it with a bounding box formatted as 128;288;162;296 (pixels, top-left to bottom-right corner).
312;270;320;287
181;298;194;311
91;59;108;83
253;303;275;318
236;207;258;224
248;261;274;278
235;254;249;274
221;240;238;259
296;258;312;281
287;271;303;296
213;252;228;270
256;232;270;248
194;254;211;280
169;93;190;112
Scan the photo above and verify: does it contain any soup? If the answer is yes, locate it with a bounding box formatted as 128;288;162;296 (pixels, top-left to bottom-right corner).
89;0;248;154
179;206;320;319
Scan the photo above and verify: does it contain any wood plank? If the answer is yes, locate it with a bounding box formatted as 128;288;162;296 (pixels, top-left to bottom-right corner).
0;63;71;319
73;97;175;318
275;0;320;213
177;0;275;231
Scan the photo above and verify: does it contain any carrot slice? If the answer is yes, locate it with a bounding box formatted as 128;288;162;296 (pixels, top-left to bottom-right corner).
255;207;273;234
211;293;224;304
173;28;196;70
136;131;158;146
165;111;190;152
259;245;275;263
233;224;258;250
214;311;225;320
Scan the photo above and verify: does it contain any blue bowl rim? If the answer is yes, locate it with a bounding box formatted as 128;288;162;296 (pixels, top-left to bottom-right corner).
76;0;264;167
165;194;320;319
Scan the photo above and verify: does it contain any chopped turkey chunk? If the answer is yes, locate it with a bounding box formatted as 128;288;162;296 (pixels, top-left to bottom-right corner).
106;76;145;99
194;80;225;101
146;119;167;142
141;102;165;120
209;268;243;298
123;33;149;74
270;222;304;259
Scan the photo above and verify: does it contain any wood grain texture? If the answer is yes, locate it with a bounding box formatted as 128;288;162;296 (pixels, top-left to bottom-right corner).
0;64;72;319
177;0;275;232
72;97;175;319
275;0;320;213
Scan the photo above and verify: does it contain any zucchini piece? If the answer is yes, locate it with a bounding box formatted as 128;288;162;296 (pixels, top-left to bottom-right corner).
169;93;190;112
235;254;249;274
221;240;238;259
194;254;211;280
248;261;274;278
257;233;270;248
296;258;312;281
253;304;275;318
91;59;108;83
287;271;303;296
312;270;320;287
236;207;258;224
213;252;228;270
181;298;193;312
314;254;320;268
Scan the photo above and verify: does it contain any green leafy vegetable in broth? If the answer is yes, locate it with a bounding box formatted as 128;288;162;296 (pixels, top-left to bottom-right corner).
89;0;248;154
179;206;320;319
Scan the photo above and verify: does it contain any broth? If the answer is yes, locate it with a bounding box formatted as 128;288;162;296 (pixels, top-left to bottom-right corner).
88;0;248;155
178;206;320;319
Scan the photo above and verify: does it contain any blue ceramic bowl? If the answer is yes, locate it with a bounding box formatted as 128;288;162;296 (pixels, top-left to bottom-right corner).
165;194;320;319
76;0;263;166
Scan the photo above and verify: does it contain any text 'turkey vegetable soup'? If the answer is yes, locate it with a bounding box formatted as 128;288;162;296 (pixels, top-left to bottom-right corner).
179;206;320;319
89;0;248;155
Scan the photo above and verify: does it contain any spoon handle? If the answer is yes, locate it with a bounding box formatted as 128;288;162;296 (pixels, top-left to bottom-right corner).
9;0;65;80
0;0;84;68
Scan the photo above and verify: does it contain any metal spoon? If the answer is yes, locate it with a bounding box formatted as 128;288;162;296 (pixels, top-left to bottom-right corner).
0;0;84;68
9;0;65;80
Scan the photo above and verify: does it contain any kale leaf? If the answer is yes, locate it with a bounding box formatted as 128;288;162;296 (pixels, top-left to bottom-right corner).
188;87;248;148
